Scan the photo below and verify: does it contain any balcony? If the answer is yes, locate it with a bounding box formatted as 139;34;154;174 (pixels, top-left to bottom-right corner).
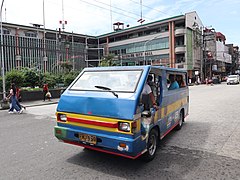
175;46;186;53
175;28;186;36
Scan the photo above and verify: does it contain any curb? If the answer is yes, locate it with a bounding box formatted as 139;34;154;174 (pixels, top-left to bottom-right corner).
24;101;59;108
0;100;59;110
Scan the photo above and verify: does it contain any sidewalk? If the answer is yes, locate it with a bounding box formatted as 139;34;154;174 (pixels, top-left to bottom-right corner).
22;98;60;108
0;98;60;110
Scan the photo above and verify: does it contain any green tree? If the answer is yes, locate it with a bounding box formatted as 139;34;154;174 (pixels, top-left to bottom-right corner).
42;72;57;89
60;62;73;73
6;69;24;90
100;54;116;66
64;72;78;87
22;68;40;88
55;74;64;84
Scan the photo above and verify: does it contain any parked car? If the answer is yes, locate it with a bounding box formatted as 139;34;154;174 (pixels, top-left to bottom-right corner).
227;75;240;85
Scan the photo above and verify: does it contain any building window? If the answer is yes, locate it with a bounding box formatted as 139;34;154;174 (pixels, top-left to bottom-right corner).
25;31;37;38
175;36;184;47
176;53;185;63
0;28;10;35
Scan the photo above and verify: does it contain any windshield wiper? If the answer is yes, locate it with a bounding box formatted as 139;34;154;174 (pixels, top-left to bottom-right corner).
95;85;118;98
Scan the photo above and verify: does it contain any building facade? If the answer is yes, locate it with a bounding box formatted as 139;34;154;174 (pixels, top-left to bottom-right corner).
203;28;232;79
3;11;235;82
98;11;204;80
0;23;100;74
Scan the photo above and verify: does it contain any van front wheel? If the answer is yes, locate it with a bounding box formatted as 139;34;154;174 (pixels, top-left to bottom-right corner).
142;129;158;162
176;110;184;130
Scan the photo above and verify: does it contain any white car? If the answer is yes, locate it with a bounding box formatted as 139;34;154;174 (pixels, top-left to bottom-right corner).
227;75;240;85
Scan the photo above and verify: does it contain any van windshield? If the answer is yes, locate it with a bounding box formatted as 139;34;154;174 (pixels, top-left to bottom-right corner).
70;70;142;92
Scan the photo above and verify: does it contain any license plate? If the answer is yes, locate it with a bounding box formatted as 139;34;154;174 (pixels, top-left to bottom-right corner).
79;133;97;145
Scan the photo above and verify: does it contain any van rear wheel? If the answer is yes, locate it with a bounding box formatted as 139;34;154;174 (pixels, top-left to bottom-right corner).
142;129;158;162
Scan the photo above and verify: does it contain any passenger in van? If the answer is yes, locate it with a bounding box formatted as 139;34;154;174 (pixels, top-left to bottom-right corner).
176;75;186;87
142;75;158;110
168;74;180;90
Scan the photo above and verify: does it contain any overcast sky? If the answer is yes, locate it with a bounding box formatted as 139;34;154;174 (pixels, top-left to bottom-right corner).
2;0;240;45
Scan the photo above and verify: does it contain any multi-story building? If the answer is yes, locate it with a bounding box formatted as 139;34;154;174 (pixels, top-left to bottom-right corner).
0;22;100;74
203;28;232;79
226;44;239;74
98;11;204;80
1;11;213;82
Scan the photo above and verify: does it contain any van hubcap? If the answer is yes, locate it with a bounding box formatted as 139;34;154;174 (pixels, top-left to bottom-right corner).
149;134;156;156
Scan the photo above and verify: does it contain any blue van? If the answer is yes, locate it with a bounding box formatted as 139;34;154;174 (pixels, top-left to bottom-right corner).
55;65;189;161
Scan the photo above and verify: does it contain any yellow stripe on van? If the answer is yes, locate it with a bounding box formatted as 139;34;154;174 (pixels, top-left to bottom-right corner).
162;97;188;118
56;112;135;135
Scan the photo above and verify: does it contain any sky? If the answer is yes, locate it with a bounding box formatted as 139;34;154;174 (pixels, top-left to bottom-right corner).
2;0;240;46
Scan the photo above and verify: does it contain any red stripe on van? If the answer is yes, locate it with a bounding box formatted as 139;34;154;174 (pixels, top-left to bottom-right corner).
67;117;118;128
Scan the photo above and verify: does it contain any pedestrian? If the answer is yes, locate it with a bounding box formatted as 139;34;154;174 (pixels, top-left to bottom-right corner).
45;91;52;101
6;83;23;114
43;83;49;101
16;86;26;110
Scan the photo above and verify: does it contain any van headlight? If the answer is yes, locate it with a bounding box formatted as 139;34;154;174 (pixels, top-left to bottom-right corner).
57;114;67;122
118;122;130;132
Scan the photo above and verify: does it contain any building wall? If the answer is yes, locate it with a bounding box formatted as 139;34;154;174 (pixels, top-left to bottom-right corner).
1;11;204;76
1;23;99;74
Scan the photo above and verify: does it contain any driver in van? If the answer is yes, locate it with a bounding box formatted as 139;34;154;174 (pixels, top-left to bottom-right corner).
142;75;158;110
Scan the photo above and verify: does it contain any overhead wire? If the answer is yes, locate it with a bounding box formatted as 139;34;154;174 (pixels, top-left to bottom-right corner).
91;0;152;21
128;0;172;16
77;0;145;21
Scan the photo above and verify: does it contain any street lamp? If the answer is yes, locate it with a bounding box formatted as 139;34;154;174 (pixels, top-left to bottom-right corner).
143;34;161;65
0;0;6;99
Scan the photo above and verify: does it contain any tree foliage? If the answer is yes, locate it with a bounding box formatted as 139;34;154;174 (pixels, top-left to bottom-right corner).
6;69;24;90
42;72;57;88
64;71;79;87
22;68;40;88
60;62;73;73
100;54;116;66
0;67;79;93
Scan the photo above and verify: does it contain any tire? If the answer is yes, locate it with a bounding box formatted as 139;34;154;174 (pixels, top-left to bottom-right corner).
142;129;158;162
175;110;184;130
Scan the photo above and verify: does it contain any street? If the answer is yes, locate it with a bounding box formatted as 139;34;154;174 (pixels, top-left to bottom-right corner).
1;83;240;180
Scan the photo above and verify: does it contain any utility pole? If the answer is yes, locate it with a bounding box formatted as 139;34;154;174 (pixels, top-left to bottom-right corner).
43;0;47;73
1;0;6;99
71;31;75;71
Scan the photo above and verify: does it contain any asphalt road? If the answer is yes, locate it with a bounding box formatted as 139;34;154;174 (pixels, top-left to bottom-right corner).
1;82;240;180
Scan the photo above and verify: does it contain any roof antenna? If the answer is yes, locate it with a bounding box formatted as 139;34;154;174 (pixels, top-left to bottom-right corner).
138;0;145;24
59;0;67;31
110;0;113;31
4;3;6;21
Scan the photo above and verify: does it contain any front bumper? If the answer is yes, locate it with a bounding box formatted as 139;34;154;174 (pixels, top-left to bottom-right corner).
54;126;146;159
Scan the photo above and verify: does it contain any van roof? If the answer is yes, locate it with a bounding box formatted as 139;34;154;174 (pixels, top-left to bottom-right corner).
83;65;187;73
